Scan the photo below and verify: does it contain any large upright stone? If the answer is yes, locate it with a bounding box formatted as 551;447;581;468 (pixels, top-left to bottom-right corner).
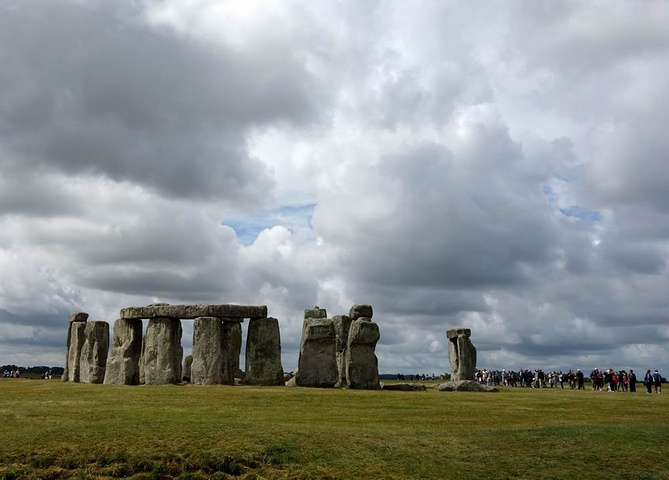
191;317;224;385
332;315;353;387
345;319;381;389
79;321;110;384
139;334;146;384
447;328;477;381
245;317;284;386
221;321;242;385
64;320;87;382
104;318;143;385
182;355;193;382
143;317;183;384
296;318;338;388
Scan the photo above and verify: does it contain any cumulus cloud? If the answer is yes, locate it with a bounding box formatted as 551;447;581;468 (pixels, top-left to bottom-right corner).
1;0;668;376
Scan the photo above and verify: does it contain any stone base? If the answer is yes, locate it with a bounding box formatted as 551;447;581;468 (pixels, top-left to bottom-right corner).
437;380;498;392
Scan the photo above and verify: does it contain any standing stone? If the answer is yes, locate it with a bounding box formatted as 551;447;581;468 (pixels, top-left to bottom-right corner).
64;321;87;382
104;318;143;385
349;305;373;320
447;328;477;381
143;317;183;384
245;317;284;385
139;334;146;384
345;319;381;389
191;317;224;385
63;313;89;381
182;355;193;382
79;321;110;384
333;315;353;387
296;318;338;388
222;321;242;385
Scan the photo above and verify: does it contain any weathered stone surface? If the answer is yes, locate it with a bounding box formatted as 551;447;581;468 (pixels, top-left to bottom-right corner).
68;312;89;323
437;380;498;392
191;317;224;385
332;315;352;387
304;306;327;319
446;328;471;339
348;320;380;345
381;383;427;391
447;328;477;381
296;319;338;388
183;355;193;382
285;376;296;387
62;323;72;382
139;334;146;384
143;317;183;384
120;304;267;320
64;321;87;382
345;319;381;389
221;321;242;385
104;318;142;385
349;304;373;320
79;321;110;384
245;317;284;386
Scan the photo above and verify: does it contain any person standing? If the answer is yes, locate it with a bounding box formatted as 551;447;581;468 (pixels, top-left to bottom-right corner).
653;370;662;393
629;370;637;392
644;370;653;393
576;369;584;390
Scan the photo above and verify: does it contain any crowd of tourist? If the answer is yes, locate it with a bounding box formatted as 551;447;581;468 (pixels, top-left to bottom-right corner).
396;373;443;381
2;369;21;378
473;368;663;393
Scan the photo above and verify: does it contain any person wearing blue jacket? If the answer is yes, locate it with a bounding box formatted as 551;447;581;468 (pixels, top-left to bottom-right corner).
644;370;653;393
652;370;662;394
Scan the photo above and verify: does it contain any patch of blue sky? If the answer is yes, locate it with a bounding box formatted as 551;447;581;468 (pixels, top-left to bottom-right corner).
543;179;600;222
558;205;601;222
542;184;558;204
222;203;317;246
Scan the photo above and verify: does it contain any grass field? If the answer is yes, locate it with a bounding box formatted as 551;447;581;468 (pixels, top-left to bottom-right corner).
0;379;667;479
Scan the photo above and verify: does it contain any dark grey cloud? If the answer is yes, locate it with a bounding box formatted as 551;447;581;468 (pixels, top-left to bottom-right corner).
0;0;323;205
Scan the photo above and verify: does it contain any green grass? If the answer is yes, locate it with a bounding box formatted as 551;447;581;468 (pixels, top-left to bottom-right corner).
0;380;667;479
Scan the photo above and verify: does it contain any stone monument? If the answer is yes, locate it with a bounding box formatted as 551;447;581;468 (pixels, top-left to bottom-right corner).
62;312;88;382
296;307;338;388
332;314;352;387
143;317;183;385
345;307;381;390
182;355;193;382
104;318;143;385
245;317;284;385
221;321;242;385
447;328;476;381
191;317;225;385
78;321;110;384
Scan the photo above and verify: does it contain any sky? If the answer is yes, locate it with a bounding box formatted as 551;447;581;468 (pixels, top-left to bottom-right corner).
1;0;668;375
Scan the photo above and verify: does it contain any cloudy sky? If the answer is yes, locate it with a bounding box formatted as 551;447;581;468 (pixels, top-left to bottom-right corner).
1;0;668;375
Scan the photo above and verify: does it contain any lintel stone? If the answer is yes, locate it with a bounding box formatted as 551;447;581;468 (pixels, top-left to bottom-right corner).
68;312;89;323
120;304;267;320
